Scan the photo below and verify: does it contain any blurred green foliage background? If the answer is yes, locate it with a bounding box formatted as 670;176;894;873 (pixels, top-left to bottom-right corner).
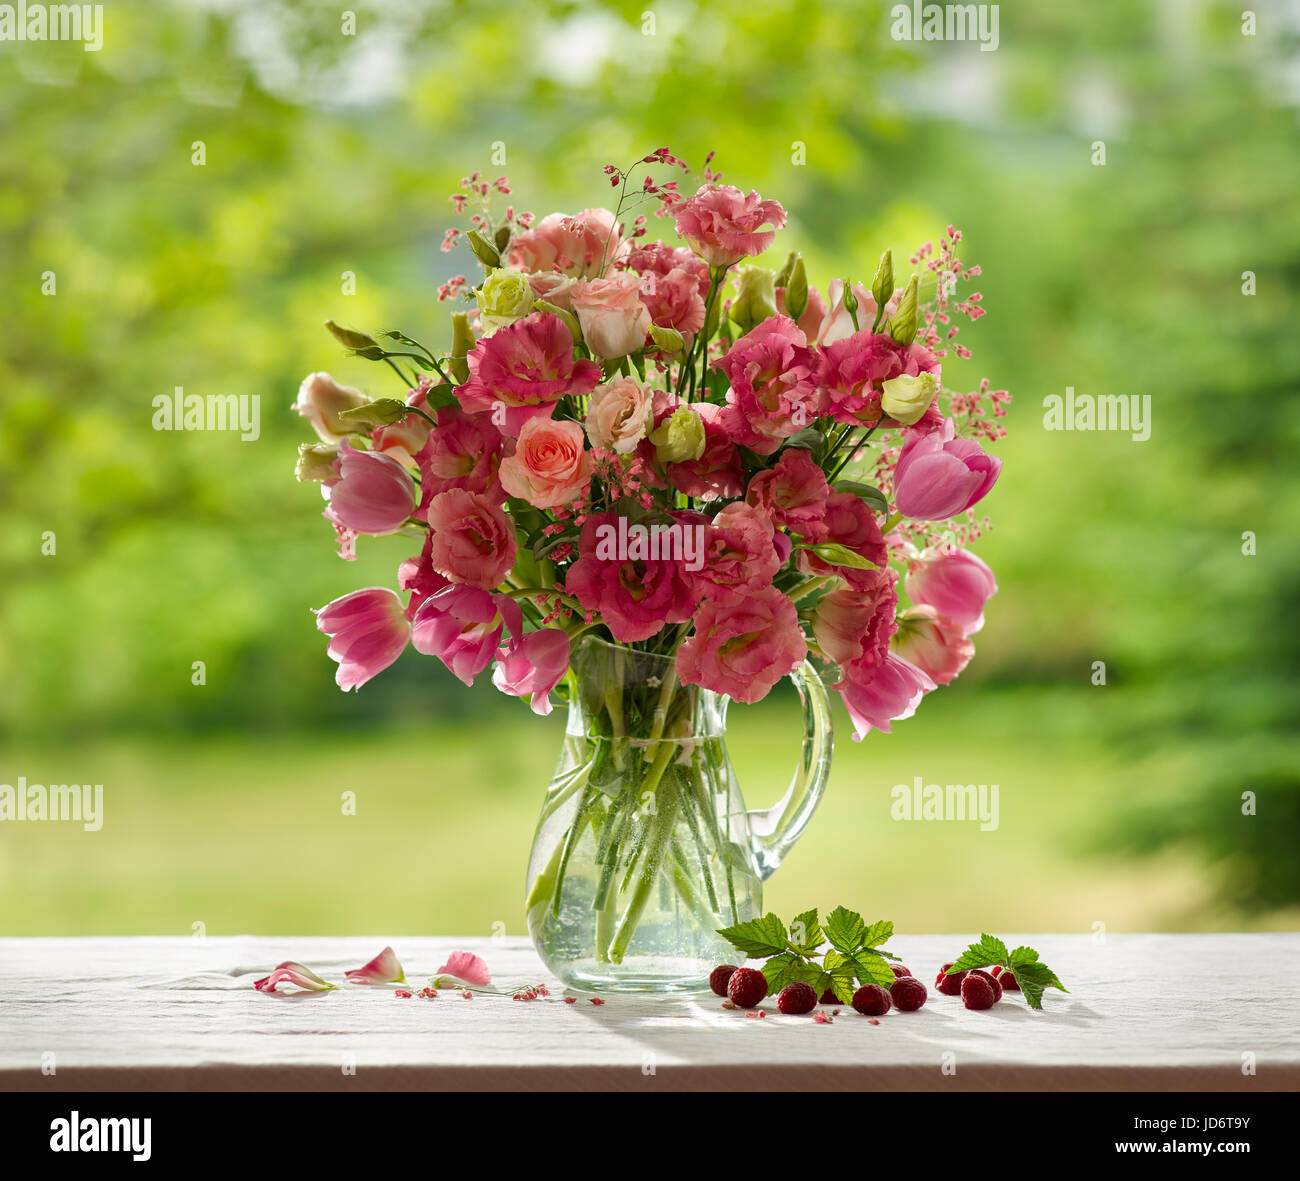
2;0;1297;937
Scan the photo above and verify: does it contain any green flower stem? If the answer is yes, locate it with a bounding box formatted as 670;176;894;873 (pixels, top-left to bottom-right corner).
667;839;723;931
678;786;720;913
608;763;680;964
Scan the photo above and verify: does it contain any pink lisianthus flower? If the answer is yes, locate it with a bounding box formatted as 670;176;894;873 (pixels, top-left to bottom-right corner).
586;376;653;454
398;531;451;620
292;371;368;443
454;312;602;437
254;961;337;993
313;587;410;691
412;585;523;687
493;626;571;716
638;266;706;337
673;184;787;268
662;402;745;500
891;605;975;686
569;273;652;360
424;488;518;589
323;440;418;536
415;404;503;504
893;418;1002;521
796;491;888;586
716;316;822;455
812;569;898;668
564;513;695;642
677;585;807;704
371;381;434;468
623;241;710;297
508;209;621;278
745;448;830;536
344;946;405;986
499;417;593;508
432;950;492;989
690;502;782;605
834;651;935;741
817;330;940;428
905;547;998;636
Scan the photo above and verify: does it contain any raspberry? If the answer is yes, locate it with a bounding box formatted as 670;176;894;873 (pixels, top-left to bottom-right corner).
891;964;912;978
935;964;967;995
969;968;1002;1002
777;981;818;1015
851;984;892;1016
961;972;997;1010
819;988;838;1005
727;966;768;1009
709;964;739;997
991;965;1020;991
890;976;928;1012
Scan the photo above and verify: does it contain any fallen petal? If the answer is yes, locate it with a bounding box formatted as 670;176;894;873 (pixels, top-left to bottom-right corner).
253;961;336;993
344;945;405;985
431;950;491;989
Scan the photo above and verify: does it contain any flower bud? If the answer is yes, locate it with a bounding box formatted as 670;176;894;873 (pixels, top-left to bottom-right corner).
881;370;940;426
293;372;369;443
477;267;535;332
871;251;894;312
888;274;920;345
649;404;706;463
324;320;379;352
296;442;339;482
338;398;411;429
729;266;777;334
648;323;685;355
533;299;583;346
450;312;474;383
773;251;798;289
467;229;501;269
785;255;808;321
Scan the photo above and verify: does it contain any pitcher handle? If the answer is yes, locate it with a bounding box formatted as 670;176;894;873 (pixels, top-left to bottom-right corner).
744;659;834;882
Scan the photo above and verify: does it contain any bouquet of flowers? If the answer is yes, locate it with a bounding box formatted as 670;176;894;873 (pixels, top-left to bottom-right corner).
292;148;1008;976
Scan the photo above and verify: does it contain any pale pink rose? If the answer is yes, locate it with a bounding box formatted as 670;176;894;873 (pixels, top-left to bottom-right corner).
509;209;621;279
344;946;405;986
745;448;829;536
677;585;807;704
893;418;1002;521
673;184;787;268
372;381;434;467
424;488;517;589
313;587;410;692
586;376;653;454
527;270;574;310
412;585;522;687
254;961;336;993
569;273;652;360
691;502;782;605
415;404;503;505
717;316;822;455
817;329;940;428
454;312;602;437
398;531;451;620
812;569;898;668
293;371;368;443
324;440;418;536
834;651;935;741
905;548;997;636
493;627;572;716
892;605;974;686
499;417;592;508
796;491;888;587
565;513;695;642
662;402;745;500
432;950;492;989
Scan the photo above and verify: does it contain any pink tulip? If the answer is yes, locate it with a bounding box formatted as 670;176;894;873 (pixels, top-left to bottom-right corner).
493;627;571;716
344;946;406;986
905;548;998;635
254;961;336;993
892;605;975;686
432;950;492;989
324;440;418;536
412;585;522;687
313;587;410;691
893;418;1002;521
834;651;935;741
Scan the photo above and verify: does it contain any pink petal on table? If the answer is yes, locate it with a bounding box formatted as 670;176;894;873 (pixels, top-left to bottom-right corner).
432;950;492;988
344;946;406;985
253;961;336;993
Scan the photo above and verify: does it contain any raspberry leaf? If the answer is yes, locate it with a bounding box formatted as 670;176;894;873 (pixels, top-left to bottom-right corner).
849;948;897;988
824;906;867;954
789;909;824;953
860;919;894;949
946;933;1010;973
762;952;823;995
1007;960;1068;1011
823;950;861;1004
717;913;789;958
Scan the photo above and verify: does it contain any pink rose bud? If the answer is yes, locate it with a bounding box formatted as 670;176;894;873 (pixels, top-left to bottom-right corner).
905;548;998;636
892;418;1002;521
411;585;523;687
892;605;975;686
493;627;572;716
313;587;410;691
293;372;369;443
323;440;418;536
499;417;593;508
569;273;652;360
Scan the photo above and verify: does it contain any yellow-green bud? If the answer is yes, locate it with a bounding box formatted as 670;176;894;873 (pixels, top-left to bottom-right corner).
324;320;379;351
871;250;894;312
494;222;512;254
648;323;685;355
338;398;409;429
533;299;583;345
295;442;339;482
774;251;799;289
467;229;501;269
888;274;920;345
785;255;808;321
450;312;475;383
477;267;535;332
729;266;777;334
880;370;940;426
649;404;706;463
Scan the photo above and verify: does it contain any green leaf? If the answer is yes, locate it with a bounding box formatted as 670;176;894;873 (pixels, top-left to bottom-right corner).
823;950;860;1004
717;913;789;959
1007;960;1068;1011
850;949;897;988
833;480;889;514
782;427;826;456
799;542;877;571
425;382;458;409
824;906;867;954
860;919;894;949
762;953;823;995
789;908;824;952
1008;946;1040;970
946;933;1010;973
